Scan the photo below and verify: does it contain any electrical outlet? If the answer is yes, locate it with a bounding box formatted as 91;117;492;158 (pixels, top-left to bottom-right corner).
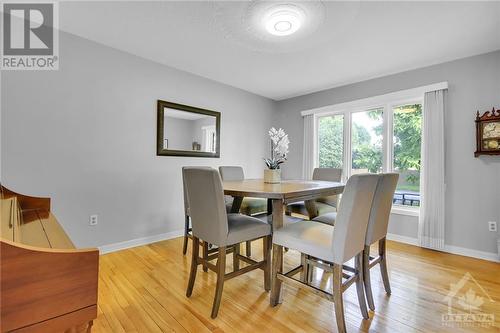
488;221;497;232
89;215;98;226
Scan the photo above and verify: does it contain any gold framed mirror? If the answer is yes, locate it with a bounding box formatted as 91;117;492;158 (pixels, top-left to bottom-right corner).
157;100;220;158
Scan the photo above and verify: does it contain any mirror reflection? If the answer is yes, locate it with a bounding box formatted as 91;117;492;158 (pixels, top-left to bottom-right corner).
163;108;217;153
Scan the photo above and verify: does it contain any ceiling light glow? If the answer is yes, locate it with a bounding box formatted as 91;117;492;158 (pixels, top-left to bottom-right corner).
264;5;304;36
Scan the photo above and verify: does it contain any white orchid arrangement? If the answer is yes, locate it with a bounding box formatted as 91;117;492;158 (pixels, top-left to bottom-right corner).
264;127;290;170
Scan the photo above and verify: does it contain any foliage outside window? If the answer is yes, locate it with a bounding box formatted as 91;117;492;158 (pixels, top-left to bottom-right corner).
316;102;422;208
318;114;343;169
351;109;383;174
393;104;422;206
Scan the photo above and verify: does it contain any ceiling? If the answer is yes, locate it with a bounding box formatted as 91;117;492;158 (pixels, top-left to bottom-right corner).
60;1;500;100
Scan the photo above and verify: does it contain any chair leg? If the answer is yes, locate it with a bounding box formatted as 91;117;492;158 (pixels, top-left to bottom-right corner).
307;255;313;284
355;253;369;319
246;240;252;257
186;237;199;297
300;253;307;283
263;236;271;291
270;244;283;306
211;246;226;319
182;215;189;255
379;237;391;295
333;263;346;333
363;245;375;311
233;243;240;271
202;241;209;272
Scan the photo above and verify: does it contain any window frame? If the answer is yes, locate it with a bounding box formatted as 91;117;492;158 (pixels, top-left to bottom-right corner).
314;97;424;217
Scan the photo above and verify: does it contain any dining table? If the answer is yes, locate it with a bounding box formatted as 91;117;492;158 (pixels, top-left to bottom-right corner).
222;178;345;305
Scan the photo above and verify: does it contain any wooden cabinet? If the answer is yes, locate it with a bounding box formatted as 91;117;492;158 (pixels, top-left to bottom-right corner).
0;186;99;333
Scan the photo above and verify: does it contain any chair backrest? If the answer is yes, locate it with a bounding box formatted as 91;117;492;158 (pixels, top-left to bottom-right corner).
331;174;379;264
365;173;399;245
182;166;210;216
183;167;228;246
313;168;343;206
218;166;244;181
312;168;342;182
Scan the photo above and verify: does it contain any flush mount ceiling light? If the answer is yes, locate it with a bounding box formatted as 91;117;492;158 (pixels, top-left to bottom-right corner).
263;5;305;36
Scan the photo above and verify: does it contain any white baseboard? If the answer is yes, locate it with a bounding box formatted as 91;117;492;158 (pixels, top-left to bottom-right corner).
443;244;500;263
386;233;419;246
386;233;499;263
98;229;499;263
98;229;184;255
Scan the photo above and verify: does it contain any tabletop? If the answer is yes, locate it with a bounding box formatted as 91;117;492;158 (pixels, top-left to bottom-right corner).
223;179;344;203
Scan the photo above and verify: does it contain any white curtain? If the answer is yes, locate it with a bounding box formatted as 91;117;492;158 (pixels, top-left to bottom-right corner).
418;89;446;250
302;114;315;180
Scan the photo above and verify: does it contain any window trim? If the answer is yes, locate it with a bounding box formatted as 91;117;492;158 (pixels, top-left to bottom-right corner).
313;96;426;217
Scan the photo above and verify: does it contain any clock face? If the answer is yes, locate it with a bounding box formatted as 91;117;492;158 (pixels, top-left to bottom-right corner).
483;121;500;139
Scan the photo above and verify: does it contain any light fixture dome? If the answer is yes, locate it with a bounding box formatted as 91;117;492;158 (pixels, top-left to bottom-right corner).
263;5;304;36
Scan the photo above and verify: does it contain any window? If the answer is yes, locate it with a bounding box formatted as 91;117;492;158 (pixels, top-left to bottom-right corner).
392;104;422;207
202;125;217;153
351;109;383;175
318;114;344;168
315;100;423;213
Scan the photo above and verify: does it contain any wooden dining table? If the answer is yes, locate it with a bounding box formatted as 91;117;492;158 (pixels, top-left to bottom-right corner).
223;179;345;305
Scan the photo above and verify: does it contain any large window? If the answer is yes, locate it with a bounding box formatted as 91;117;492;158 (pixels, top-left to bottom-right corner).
316;101;423;210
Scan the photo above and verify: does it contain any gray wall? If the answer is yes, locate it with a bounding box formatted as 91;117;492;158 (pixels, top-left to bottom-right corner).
275;50;500;254
1;32;275;248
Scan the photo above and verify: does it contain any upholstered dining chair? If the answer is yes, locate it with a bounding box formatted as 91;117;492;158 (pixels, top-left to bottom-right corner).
271;174;380;333
362;173;399;311
219;166;268;256
183;167;272;318
312;173;399;311
287;167;342;219
182;166;211;272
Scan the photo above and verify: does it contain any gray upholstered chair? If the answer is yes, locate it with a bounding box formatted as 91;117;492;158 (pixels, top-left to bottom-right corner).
219;166;268;256
183;167;272;318
362;173;399;311
287;168;342;219
182;167;211;272
271;174;380;333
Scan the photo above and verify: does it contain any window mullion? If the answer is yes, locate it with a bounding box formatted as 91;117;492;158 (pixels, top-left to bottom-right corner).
386;103;395;172
344;111;351;181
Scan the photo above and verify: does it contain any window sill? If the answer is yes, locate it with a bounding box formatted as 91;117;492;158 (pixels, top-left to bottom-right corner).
391;206;419;217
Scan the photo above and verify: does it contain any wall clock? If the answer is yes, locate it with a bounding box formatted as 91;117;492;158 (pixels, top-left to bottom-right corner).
475;108;500;157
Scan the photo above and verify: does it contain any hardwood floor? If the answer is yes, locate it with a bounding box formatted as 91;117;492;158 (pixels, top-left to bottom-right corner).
94;237;500;332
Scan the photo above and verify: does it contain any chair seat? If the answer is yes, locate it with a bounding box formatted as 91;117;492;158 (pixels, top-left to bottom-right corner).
287;201;336;217
273;220;335;263
312;212;337;225
226;213;271;246
225;197;268;216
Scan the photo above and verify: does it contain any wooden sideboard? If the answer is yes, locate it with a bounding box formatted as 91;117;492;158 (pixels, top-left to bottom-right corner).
0;186;99;333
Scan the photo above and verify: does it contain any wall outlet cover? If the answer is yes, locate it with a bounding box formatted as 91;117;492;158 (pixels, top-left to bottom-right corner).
488;221;497;232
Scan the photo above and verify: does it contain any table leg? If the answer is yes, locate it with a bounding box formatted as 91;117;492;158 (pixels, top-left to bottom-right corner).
230;196;243;213
270;199;284;305
304;200;318;220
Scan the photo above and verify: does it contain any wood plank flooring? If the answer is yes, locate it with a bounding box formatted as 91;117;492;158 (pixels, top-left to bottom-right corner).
94;237;500;332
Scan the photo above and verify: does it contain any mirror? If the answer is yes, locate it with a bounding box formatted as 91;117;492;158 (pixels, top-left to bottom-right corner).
157;100;220;157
